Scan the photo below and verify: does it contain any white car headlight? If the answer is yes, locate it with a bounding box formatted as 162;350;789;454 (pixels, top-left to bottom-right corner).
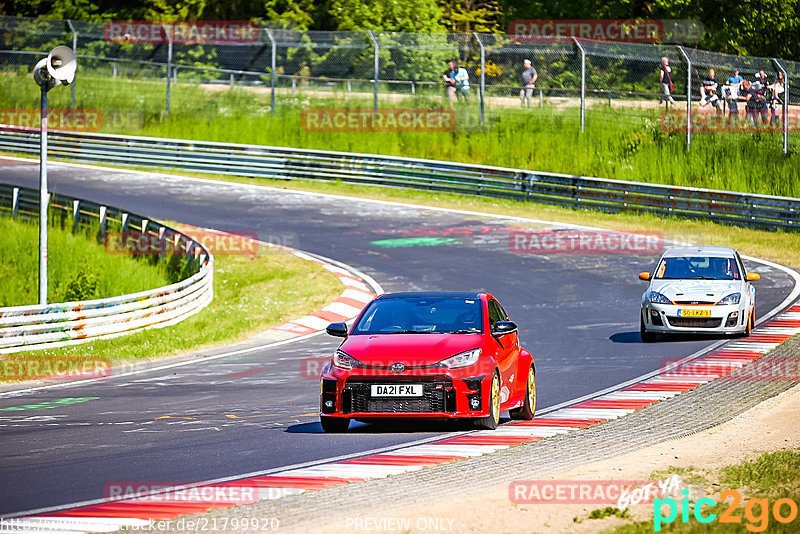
717;293;741;305
438;348;481;369
648;291;673;305
333;350;362;370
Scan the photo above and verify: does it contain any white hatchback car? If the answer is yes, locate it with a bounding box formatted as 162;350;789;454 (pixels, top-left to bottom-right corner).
639;246;760;342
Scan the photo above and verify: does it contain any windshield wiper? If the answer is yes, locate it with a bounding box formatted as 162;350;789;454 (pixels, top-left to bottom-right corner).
445;329;482;334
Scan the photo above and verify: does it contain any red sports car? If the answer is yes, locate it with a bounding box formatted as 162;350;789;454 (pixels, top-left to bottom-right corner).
319;292;536;432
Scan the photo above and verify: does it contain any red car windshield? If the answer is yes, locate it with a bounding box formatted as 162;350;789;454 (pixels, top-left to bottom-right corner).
352;297;483;334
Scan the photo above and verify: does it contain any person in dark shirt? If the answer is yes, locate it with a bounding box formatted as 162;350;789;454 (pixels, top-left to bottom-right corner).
520;59;538;108
754;70;769;89
699;68;721;113
724;85;740;127
659;57;675;106
740;79;768;127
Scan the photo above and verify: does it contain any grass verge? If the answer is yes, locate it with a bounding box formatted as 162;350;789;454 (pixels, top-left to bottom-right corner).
0;241;341;384
605;448;800;533
1;72;798;196
0;217;171;306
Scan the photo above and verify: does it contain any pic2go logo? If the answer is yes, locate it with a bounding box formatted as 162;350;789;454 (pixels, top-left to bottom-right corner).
654;489;799;532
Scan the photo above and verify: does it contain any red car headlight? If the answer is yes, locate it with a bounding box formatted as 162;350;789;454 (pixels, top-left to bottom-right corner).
438;348;482;369
333;350;363;370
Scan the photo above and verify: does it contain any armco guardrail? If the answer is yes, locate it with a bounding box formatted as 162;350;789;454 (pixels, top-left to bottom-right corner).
0;182;213;354
0;126;798;230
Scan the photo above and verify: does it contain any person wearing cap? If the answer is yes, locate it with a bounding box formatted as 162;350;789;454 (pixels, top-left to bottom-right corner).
520;59;538;108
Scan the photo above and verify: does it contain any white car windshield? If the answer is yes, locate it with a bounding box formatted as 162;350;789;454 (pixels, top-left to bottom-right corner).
655;256;741;280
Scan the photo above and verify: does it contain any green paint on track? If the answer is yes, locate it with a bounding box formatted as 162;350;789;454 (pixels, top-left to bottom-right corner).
0;396;100;411
370;237;462;249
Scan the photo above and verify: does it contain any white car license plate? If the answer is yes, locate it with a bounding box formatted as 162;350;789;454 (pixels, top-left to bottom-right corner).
370;384;423;397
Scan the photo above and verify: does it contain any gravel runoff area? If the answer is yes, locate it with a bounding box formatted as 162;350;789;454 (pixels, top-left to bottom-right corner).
162;334;800;534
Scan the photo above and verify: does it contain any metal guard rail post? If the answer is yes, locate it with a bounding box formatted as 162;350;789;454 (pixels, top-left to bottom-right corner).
0;181;214;353
0;126;797;231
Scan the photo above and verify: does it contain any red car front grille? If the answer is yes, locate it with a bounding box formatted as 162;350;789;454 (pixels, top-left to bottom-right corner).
342;380;455;414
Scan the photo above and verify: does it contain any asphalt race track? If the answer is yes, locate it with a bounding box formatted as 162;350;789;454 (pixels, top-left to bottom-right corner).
0;159;796;515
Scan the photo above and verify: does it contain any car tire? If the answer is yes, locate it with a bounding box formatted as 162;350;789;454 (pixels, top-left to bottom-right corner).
475;371;501;430
509;366;536;420
320;416;350;433
743;306;754;337
641;316;657;343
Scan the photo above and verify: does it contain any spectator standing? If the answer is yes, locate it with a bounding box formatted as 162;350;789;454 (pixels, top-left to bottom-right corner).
699;68;721;113
768;71;785;125
453;63;470;103
443;59;469;104
659;57;675;106
520;59;538;108
443;60;458;104
739;79;764;127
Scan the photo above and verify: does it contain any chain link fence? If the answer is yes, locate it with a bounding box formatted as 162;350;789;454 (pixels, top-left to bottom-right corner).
0;15;796;152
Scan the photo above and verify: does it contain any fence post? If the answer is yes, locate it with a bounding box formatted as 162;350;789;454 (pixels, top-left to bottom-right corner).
98;205;107;242
572;37;586;133
72;199;80;232
677;46;691;149
367;30;379;111
67;19;77;110
539;89;543;108
266;29;276;115
474;33;485;128
12;187;19;219
772;58;789;155
163;24;172;117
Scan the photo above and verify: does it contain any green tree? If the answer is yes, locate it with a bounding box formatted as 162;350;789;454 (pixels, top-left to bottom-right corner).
330;0;444;32
439;0;502;34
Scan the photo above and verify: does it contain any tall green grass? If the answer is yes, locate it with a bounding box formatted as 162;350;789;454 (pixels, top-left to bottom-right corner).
0;217;171;307
1;71;797;196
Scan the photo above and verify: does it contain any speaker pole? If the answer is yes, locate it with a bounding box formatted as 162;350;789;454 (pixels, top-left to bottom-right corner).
39;82;48;305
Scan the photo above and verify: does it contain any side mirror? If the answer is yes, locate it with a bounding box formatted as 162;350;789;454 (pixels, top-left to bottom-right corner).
326;322;348;338
492;320;518;336
746;272;761;281
638;272;651;281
